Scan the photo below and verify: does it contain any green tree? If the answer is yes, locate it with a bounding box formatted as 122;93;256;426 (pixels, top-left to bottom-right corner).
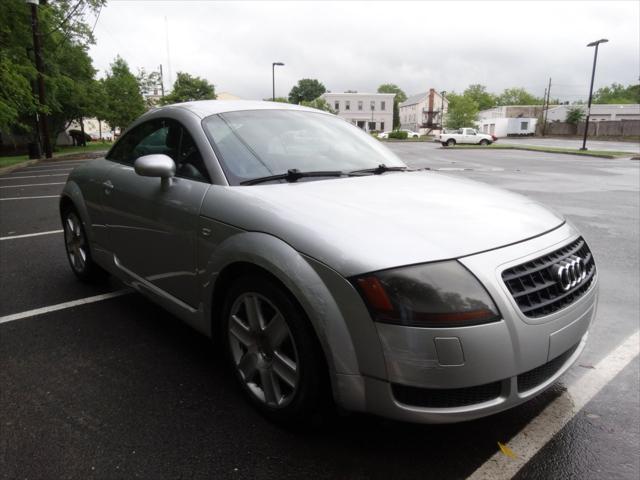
565;106;585;125
463;84;496;111
288;79;326;104
444;93;479;129
377;83;406;129
592;83;640;104
0;0;105;143
496;87;542;106
376;83;407;103
160;71;216;105
101;56;146;132
299;97;336;113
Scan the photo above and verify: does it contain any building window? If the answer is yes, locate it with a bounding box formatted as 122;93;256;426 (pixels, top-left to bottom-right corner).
380;122;385;131
334;100;339;111
345;101;350;110
370;101;375;111
358;101;363;111
357;120;365;129
381;101;386;111
520;121;528;130
368;121;376;131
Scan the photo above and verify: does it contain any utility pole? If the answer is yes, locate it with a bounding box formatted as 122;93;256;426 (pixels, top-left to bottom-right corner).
542;77;551;136
28;0;52;158
272;62;284;101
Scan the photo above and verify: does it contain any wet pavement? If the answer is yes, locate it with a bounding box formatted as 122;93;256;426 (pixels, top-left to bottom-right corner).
1;148;639;479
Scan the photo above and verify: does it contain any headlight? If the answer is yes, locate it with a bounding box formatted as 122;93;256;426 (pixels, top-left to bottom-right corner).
352;261;501;327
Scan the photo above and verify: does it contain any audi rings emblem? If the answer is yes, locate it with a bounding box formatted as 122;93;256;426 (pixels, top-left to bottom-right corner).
551;256;587;291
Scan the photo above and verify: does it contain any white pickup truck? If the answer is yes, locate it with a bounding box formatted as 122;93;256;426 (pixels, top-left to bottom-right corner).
438;128;495;147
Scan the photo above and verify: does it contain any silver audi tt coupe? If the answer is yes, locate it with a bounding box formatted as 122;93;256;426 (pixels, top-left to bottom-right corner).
60;101;598;424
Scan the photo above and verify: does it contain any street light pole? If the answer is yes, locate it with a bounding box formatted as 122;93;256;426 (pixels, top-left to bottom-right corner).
580;38;608;150
27;0;52;158
440;91;447;132
272;62;284;101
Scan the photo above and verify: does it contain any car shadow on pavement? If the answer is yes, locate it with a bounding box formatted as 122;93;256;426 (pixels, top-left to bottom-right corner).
1;291;566;480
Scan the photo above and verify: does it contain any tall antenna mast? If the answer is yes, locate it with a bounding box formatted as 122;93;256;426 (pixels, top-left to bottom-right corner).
165;16;172;90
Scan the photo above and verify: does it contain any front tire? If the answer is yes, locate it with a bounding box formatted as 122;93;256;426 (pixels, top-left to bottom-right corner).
62;207;107;282
222;274;327;424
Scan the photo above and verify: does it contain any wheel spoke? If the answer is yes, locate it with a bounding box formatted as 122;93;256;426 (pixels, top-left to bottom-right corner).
260;368;281;406
229;314;253;347
237;352;258;381
263;313;289;350
243;295;262;332
272;352;297;388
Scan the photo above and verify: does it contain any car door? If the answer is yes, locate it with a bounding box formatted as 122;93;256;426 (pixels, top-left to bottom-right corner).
102;118;211;308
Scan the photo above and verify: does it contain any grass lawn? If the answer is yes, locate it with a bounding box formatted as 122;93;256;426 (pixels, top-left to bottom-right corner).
0;142;111;168
446;143;635;158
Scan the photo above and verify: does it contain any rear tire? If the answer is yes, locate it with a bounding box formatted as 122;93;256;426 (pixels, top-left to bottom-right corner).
446;139;456;147
61;206;107;283
221;273;328;425
479;139;490;145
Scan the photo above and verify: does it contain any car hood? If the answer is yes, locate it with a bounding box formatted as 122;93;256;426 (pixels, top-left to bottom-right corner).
202;171;564;276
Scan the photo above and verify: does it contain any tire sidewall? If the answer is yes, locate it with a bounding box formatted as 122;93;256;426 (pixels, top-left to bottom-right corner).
61;206;104;282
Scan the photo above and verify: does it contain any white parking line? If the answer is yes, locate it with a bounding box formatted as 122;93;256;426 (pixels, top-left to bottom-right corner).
5;168;72;175
0;174;68;180
0;229;63;241
0;182;65;189
467;330;640;480
0;195;59;201
0;290;132;325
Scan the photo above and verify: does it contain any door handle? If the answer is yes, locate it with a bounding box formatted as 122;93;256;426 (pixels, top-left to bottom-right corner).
103;180;114;195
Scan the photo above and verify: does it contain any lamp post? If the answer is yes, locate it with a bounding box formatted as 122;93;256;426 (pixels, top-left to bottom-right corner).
580;39;608;150
440;91;447;132
272;62;284;101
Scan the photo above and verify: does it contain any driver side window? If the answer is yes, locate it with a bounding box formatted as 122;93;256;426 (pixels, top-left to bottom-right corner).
106;119;210;182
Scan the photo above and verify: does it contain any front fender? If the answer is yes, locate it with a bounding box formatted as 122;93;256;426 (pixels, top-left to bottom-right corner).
200;228;358;372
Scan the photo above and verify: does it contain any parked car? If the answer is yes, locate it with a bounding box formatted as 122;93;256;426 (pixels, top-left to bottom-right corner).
438;128;494;146
377;129;420;139
61;100;598;424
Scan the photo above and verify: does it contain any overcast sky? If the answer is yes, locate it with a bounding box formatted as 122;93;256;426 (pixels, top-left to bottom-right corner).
88;0;639;101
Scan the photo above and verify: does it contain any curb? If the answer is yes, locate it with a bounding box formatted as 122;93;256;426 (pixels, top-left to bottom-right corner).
440;145;628;159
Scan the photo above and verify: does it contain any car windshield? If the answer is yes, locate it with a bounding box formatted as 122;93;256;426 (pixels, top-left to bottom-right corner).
202;109;406;185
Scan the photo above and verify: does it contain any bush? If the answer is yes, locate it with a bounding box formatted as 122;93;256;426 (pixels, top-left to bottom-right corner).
388;130;408;139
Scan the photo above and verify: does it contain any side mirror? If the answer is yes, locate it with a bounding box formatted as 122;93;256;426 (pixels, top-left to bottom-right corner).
134;154;175;187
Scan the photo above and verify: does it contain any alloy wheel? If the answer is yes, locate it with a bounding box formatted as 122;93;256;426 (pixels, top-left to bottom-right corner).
227;292;300;408
64;212;87;273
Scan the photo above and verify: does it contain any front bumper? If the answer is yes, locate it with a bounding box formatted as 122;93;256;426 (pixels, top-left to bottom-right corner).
361;224;598;423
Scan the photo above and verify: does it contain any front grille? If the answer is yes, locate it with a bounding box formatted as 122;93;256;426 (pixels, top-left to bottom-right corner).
517;343;579;393
502;237;596;318
392;381;502;408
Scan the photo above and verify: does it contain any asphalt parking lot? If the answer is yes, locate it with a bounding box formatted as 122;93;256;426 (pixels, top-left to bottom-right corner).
1;145;638;479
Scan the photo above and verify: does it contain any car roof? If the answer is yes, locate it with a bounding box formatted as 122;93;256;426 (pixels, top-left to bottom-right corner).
153;100;328;119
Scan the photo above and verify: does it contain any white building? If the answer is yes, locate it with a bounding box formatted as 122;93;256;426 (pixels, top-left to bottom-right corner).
57;117;114;145
546;104;640;122
399;89;448;134
477;105;543;137
320;92;394;132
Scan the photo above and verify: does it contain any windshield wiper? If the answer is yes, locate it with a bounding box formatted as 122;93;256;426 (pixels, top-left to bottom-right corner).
349;164;409;175
240;169;345;186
